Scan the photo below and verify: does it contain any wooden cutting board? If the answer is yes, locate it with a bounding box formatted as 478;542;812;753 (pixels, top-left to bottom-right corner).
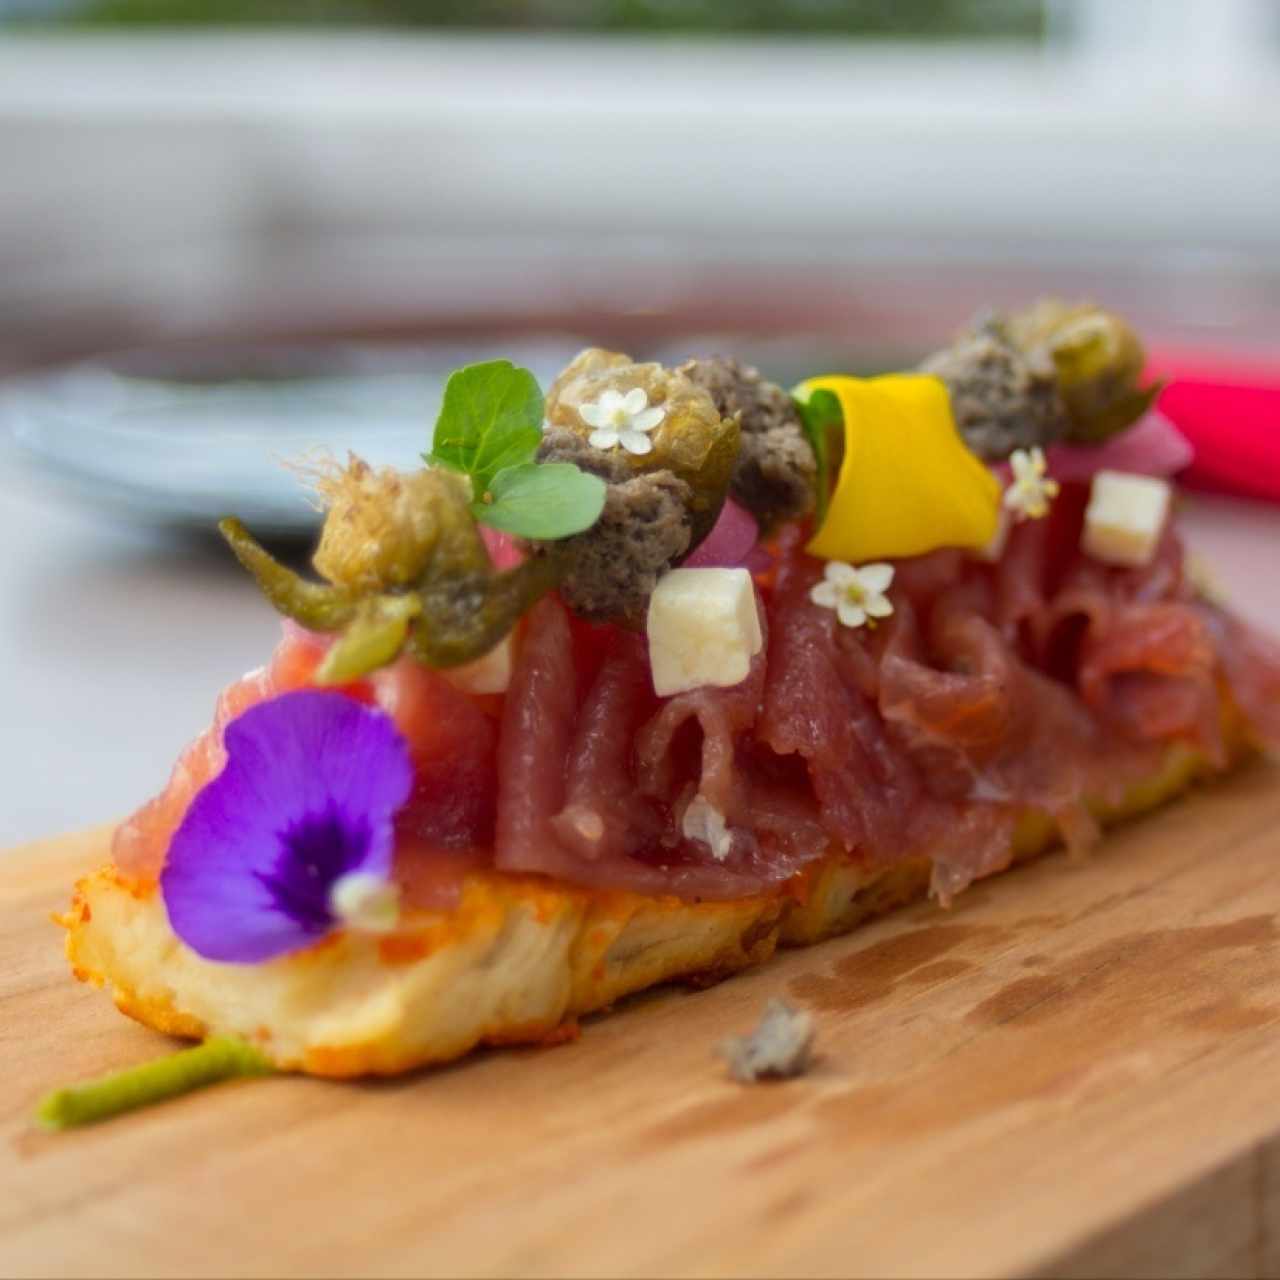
4;765;1280;1279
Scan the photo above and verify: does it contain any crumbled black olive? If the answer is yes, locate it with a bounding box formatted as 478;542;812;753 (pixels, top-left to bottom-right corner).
921;300;1160;460
919;323;1069;461
535;428;692;625
677;356;816;529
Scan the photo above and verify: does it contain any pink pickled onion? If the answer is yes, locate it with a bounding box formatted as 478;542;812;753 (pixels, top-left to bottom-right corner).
480;526;526;570
992;413;1194;487
1046;413;1194;482
683;498;761;569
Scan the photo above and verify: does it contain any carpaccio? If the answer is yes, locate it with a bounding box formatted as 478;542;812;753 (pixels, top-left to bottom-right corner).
113;482;1280;909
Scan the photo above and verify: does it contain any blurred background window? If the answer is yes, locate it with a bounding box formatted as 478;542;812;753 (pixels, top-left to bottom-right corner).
2;0;1278;377
4;0;1048;35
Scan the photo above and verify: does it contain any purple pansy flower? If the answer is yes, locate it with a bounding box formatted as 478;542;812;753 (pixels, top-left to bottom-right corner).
161;690;413;964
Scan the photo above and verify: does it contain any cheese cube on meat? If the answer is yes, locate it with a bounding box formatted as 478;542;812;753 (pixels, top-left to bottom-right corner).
647;568;764;698
1083;471;1173;568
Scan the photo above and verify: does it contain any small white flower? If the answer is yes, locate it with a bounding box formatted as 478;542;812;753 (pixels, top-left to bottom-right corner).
578;387;666;456
1004;446;1060;521
809;561;895;630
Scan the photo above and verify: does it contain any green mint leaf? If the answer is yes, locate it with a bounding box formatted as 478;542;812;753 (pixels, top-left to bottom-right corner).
475;463;606;541
793;386;842;525
428;360;544;498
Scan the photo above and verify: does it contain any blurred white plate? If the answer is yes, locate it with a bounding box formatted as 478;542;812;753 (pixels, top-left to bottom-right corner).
0;339;586;537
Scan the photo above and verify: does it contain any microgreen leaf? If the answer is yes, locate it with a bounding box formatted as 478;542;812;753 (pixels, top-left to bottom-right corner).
427;360;544;499
476;463;606;540
427;358;605;543
793;386;842;525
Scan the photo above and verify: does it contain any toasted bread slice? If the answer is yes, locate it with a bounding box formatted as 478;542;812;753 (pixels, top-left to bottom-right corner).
63;737;1234;1078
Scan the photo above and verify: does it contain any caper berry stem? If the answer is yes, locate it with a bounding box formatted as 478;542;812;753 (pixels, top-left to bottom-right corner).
219;518;357;632
36;1037;274;1131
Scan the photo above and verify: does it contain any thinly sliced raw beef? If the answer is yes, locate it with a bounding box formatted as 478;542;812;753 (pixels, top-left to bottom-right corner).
880;593;1100;864
635;598;767;815
374;658;500;910
759;531;935;858
1198;605;1280;749
494;594;826;900
550;633;665;864
119;482;1278;910
1077;601;1224;765
493;597;580;880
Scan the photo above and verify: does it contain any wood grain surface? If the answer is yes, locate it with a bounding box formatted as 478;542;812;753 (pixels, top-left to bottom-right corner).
4;765;1280;1279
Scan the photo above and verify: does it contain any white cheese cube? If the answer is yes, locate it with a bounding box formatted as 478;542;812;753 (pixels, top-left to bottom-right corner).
442;635;513;695
647;567;763;698
1083;470;1173;568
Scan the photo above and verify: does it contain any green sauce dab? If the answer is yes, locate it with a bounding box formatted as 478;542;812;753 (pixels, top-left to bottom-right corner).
36;1037;274;1131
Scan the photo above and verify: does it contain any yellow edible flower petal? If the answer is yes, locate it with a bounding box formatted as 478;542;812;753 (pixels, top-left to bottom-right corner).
802;373;1000;564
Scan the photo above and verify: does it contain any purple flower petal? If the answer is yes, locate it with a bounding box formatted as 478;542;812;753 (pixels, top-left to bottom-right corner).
161;690;413;963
